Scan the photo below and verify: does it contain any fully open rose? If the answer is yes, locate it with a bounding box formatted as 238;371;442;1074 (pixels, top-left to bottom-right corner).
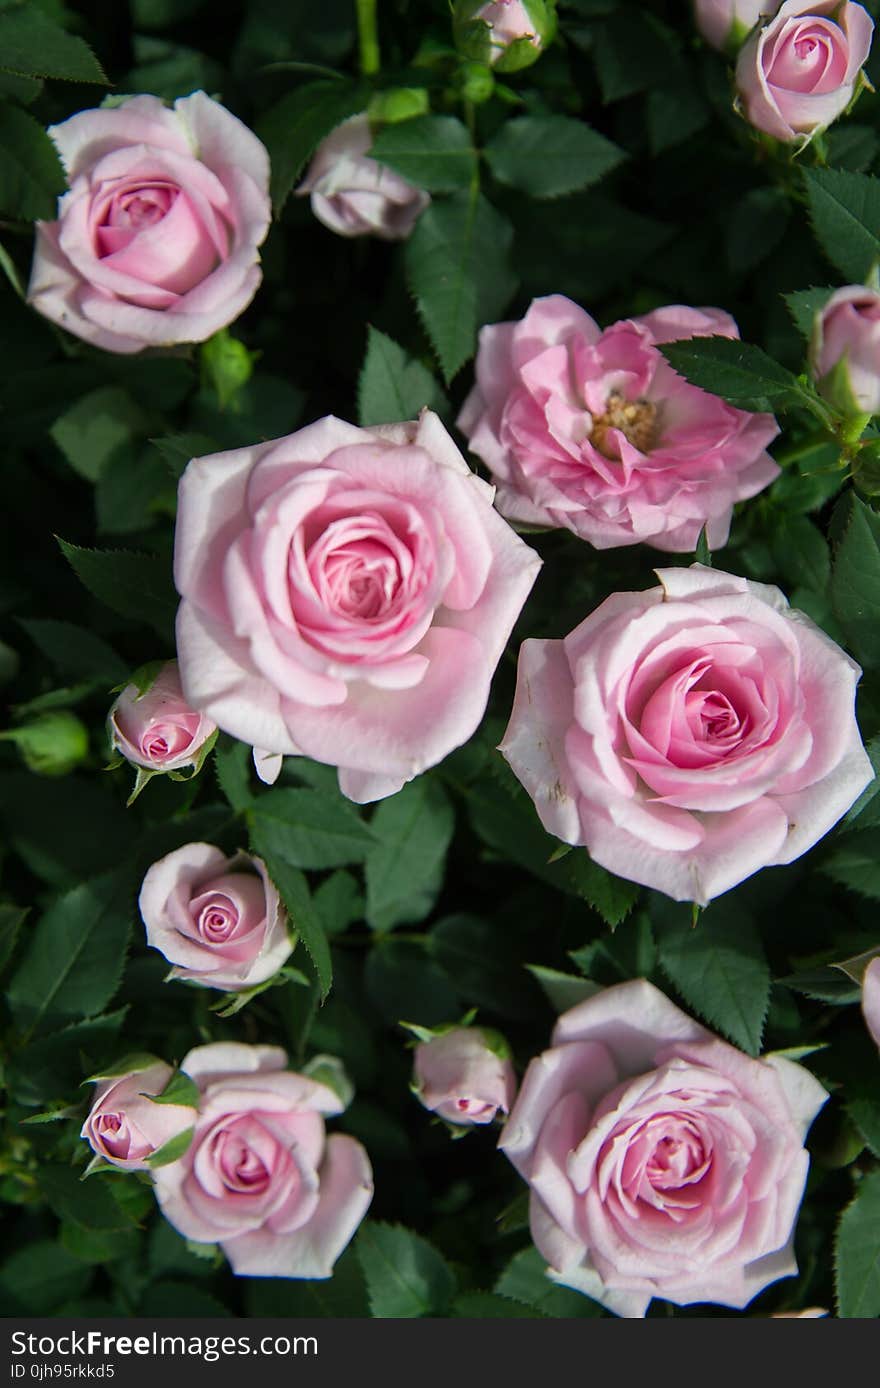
152;1043;373;1278
500;564;873;904
735;1;874;143
82;1059;195;1172
173;409;541;802
499;979;828;1317
139;843;292;992
27;92;270;353
457;295;780;552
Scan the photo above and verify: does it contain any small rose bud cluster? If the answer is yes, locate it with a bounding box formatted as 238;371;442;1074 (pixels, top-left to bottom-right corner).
81;1043;372;1279
410;1025;517;1128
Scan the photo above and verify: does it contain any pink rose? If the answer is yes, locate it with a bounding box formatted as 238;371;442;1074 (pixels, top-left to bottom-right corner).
109;661;217;774
500;564;873;904
457;295;780;552
27;92;271;354
693;0;773;51
82;1059;195;1172
297;115;429;241
735;1;874;143
811;285;880;417
152;1043;373;1278
412;1027;517;1126
863;956;880;1050
173;409;541;803
499;979;828;1317
139;843;292;992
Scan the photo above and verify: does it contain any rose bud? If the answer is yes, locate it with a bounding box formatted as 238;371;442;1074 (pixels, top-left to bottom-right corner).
501;564;873;904
27;92;271;354
457;295;780;552
81;1058;195;1172
811;285;880;418
173;409;541;804
0;710;88;777
152;1042;373;1278
693;0;771;53
455;0;556;72
139;843;293;993
735;1;874;144
412;1026;516;1127
297;115;430;241
499;979;829;1317
863;956;880;1050
109;661;217;787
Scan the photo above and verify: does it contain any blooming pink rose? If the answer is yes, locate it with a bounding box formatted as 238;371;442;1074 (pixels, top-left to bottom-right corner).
735;1;874;143
82;1059;195;1171
28;92;270;354
297;115;429;241
501;564;873;904
139;843;292;992
694;0;773;51
457;295;780;552
152;1043;373;1278
174;409;541;803
109;661;217;774
412;1027;517;1126
499;979;828;1317
863;956;880;1050
811;285;880;416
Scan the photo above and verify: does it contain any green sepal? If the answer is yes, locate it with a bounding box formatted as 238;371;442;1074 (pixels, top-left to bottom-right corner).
209;963;309;1018
145;1069;200;1109
832;945;880;986
146;1126;195;1169
301;1054;355;1110
81;1154;115;1180
694;524;712;567
126;765;159;807
83;1052;163;1084
200;329;259;412
20;1102;83;1125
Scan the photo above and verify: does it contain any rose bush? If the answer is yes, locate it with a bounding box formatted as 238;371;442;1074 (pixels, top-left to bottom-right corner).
735;1;874;142
457;295;780;551
152;1043;373;1278
28;92;270;352
499;979;828;1317
297;116;429;241
139;843;292;992
501;564;873;903
173;409;541;802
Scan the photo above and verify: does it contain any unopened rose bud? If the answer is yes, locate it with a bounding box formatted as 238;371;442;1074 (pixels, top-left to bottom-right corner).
296;115;430;241
693;0;770;53
454;0;556;73
812;285;880;418
109;661;216;778
82;1058;196;1171
412;1026;516;1127
0;710;88;777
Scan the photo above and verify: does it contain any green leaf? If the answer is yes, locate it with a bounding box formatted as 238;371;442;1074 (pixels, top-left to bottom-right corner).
830;491;880;669
525;964;601;1012
452;1292;544;1317
258;79;368;213
0;100;66;220
7;869;133;1036
484;115;624;199
769;513;830;594
246;830;332;998
835;1170;880;1318
357;326;446;427
405;190;516;384
429;914;541;1020
803;167;880;282
0;1241;91;1315
149;1069;200;1108
246;1245;369;1316
822;829;880;899
356;1221;456;1318
0;901;25;972
7;1008;127;1108
848;1095;880;1159
659;336;807;413
39;1165;136;1233
0;6;107;83
370;114;475;192
56;538;178;641
495;1247;602;1317
18;618;127;684
146;1126;195;1168
365;938;461;1027
652;897;771;1056
314;868;364;935
366;778;454;931
784;286;836;340
778;966;861;1005
248;786;374;869
60;1221;138;1265
84;1051;163;1083
214;736;253;812
50;386;146;483
151;431;217;481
